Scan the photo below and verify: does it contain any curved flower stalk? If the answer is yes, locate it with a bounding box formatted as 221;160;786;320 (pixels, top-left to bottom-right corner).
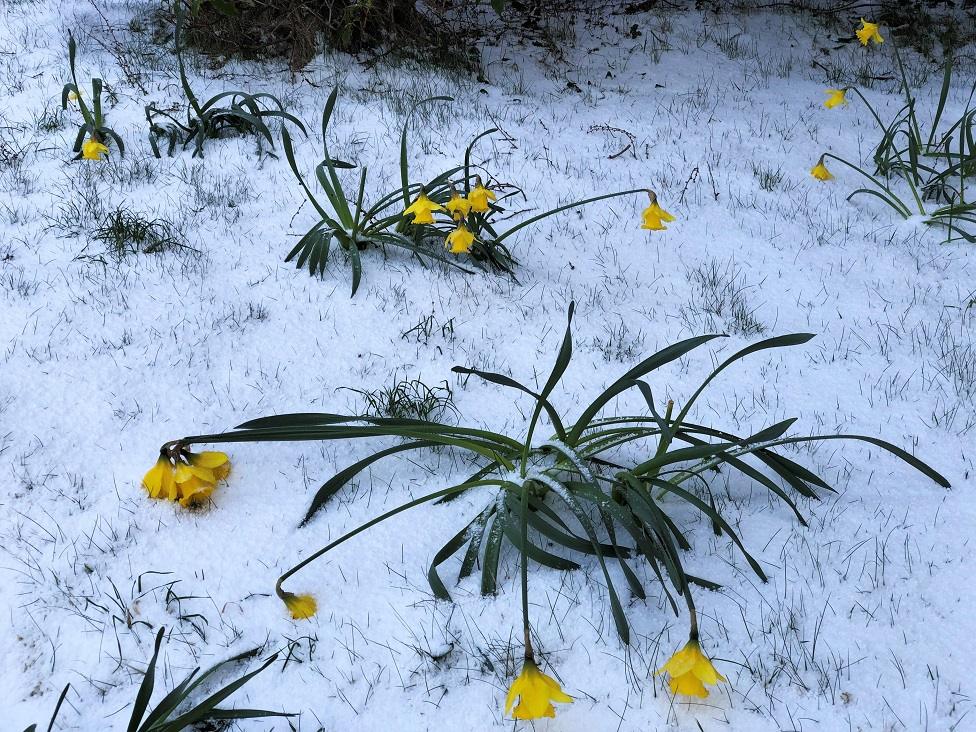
815;20;976;241
161;304;949;649
61;32;124;159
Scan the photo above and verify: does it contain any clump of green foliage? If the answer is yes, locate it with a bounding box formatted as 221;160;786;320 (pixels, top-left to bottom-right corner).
171;304;949;644
146;7;306;158
61;32;124;158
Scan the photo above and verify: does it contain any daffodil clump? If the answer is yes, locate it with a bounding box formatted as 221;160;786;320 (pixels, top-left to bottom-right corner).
142;446;230;507
61;31;124;160
286;86;671;294
809;19;976;241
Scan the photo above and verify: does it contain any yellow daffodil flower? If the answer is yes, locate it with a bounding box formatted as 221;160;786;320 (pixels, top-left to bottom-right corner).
823;88;847;109
68;90;80;101
811;158;834;181
174;463;218;507
656;638;726;698
445;190;472;221
143;449;231;507
282;591;318;619
856;19;883;46
142;458;178;501
641;191;676;231
446;225;475;254
403;190;444;225
468;178;496;213
505;658;573;720
187;450;231;481
81;138;109;161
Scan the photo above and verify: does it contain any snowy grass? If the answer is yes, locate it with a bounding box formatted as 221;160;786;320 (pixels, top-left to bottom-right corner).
2;2;975;730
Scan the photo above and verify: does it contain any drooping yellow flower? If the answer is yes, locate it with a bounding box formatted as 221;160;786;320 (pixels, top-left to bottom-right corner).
143;449;231;507
68;90;80;101
174;463;218;507
823;88;847;109
403;190;444;225
445;190;472;221
656;638;726;698
856;19;883;46
504;658;573;720
187;450;231;481
81;138;109;161
142;458;178;501
282;591;318;619
811;159;834;181
445;225;475;254
641;191;676;231
468;179;497;213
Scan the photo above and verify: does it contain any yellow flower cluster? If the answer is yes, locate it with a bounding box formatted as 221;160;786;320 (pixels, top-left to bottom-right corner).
142;450;231;507
402;181;497;255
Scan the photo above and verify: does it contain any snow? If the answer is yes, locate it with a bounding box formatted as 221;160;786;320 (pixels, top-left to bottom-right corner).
2;2;974;730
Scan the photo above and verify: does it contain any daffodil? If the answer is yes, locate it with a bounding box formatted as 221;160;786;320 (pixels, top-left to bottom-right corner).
142;457;178;501
187;450;231;481
445;225;475;254
856;19;883;46
445;190;472;221
174;463;218;507
403;189;444;225
68;90;80;101
641;191;676;231
656;638;726;698
811;158;834;181
282;591;318;619
142;449;231;507
468;178;496;213
81;137;109;161
505;658;573;720
823;88;847;109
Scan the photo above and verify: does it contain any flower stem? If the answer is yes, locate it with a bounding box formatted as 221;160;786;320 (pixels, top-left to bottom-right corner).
520;479;533;659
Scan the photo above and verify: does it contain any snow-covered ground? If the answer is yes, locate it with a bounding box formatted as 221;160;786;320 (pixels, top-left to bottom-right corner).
2;2;975;729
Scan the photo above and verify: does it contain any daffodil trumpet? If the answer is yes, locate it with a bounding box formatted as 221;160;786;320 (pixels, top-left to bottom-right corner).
505;655;573;719
641;190;676;231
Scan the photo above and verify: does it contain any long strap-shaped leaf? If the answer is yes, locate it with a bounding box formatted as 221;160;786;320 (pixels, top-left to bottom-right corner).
128;628;166;732
301;440;440;525
672;334;815;427
568;334;725;443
